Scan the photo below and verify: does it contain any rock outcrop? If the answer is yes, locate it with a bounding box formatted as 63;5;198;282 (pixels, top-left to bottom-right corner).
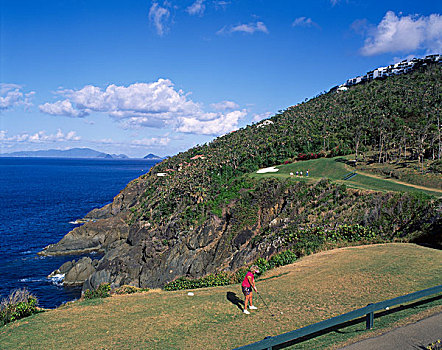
42;172;440;293
64;257;98;286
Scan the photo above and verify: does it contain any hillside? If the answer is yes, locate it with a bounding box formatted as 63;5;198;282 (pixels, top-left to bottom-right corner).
39;63;442;292
250;156;442;197
4;244;442;350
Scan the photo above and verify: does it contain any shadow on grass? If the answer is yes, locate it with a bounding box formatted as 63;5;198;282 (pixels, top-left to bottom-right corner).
265;294;442;349
227;292;244;311
334;158;354;166
258;272;290;282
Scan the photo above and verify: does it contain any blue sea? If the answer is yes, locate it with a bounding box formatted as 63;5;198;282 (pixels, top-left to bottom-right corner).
0;157;159;308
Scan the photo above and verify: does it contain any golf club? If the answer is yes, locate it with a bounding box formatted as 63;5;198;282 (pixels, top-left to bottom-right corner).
256;290;282;317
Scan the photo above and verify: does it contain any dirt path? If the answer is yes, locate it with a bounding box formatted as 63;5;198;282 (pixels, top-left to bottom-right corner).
344;164;442;195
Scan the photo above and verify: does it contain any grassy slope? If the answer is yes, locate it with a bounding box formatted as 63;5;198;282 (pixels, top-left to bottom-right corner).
1;244;441;350
249;157;442;198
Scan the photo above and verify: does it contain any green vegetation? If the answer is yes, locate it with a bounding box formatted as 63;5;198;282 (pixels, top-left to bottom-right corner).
0;288;39;326
164;250;297;291
83;283;111;300
427;340;442;350
251;156;442;197
247;178;440;248
253;250;297;274
124;64;441;267
164;272;232;291
358;158;442;190
1;244;440;350
113;285;150;295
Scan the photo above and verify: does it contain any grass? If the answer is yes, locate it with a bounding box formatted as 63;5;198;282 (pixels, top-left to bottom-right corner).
1;244;441;350
249;157;442;197
358;158;442;190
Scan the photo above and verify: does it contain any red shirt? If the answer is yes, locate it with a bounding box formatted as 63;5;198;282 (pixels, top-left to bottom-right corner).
241;271;254;288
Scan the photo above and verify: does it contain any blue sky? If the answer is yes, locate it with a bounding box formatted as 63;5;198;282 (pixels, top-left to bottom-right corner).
1;0;441;157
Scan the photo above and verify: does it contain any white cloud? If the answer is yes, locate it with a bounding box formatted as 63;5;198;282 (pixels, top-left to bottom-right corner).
217;21;269;35
39;99;89;118
330;0;339;6
0;129;81;143
210;100;239;110
177;110;246;135
40;79;200;126
360;11;442;56
148;2;170;36
131;136;171;146
187;0;205;16
292;17;319;28
391;54;416;64
97;138;115;144
0;84;34;110
253;112;272;122
90;136;170;149
214;1;230;10
39;79;247;136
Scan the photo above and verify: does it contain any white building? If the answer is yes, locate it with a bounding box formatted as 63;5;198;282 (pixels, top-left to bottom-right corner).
339;54;441;90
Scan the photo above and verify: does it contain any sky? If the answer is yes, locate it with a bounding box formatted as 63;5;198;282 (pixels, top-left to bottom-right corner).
1;0;441;158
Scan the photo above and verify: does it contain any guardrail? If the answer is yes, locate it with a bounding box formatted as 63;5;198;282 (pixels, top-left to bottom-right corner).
233;284;442;350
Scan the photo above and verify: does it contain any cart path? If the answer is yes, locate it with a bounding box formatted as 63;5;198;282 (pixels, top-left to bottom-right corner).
348;166;442;195
338;312;442;350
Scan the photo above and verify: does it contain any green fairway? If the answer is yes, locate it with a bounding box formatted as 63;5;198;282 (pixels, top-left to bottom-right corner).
1;244;441;350
250;157;442;197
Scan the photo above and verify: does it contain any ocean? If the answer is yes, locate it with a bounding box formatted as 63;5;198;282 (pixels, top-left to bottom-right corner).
0;157;159;308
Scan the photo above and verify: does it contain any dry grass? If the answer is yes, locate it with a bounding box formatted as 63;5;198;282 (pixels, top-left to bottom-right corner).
1;244;441;349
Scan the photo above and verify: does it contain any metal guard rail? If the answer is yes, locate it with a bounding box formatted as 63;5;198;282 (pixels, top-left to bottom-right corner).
234;284;442;350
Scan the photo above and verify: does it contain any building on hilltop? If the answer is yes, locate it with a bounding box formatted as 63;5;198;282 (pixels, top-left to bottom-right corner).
335;54;441;91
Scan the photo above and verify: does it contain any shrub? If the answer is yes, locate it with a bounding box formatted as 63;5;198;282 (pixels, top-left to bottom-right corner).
296;152;325;161
253;250;297;274
113;285;150;295
0;288;39;326
164;250;297;291
164;272;232;291
427;340;442;350
292;234;325;256
268;250;297;268
330;224;376;242
83;283;111;300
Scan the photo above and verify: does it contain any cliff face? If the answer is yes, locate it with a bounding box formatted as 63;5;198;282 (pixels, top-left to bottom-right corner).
42;176;441;292
41;182;274;290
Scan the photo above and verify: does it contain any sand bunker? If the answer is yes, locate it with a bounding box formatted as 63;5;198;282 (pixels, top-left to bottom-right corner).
257;167;279;174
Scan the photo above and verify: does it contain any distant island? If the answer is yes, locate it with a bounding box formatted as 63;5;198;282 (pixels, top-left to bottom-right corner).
0;148;129;159
143;153;164;160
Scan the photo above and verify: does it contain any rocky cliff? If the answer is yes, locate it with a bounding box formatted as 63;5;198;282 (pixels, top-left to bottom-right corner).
40;64;442;292
42;176;441;291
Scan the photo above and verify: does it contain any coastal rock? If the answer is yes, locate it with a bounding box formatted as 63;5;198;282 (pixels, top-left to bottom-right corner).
64;257;97;286
38;215;130;256
83;269;111;292
59;260;75;274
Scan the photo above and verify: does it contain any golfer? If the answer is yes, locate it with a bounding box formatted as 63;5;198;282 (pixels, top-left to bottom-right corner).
242;265;259;314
